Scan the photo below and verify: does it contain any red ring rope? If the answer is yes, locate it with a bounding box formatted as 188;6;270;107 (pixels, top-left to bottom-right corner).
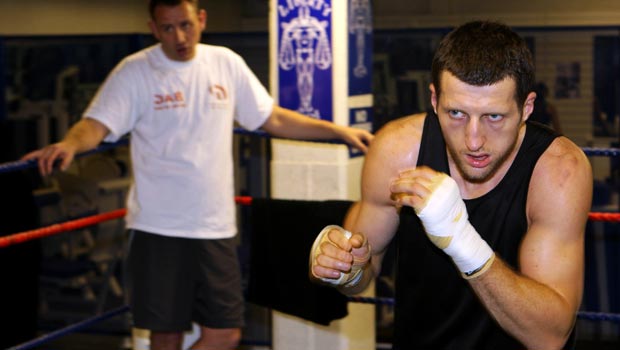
588;212;620;222
0;196;252;249
0;197;617;249
0;209;127;249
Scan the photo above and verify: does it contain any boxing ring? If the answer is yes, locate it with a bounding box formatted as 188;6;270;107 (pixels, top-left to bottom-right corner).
1;132;620;350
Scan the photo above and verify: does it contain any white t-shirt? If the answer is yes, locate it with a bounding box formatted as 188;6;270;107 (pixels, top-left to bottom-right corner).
84;43;274;239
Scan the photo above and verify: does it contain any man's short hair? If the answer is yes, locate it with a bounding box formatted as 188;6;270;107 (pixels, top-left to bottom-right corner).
431;20;535;110
149;0;199;19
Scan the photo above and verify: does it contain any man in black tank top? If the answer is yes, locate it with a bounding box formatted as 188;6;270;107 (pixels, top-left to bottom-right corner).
310;21;593;349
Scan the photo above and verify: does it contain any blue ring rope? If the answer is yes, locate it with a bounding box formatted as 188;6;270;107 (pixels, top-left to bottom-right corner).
0;138;130;175
8;305;129;350
232;127;344;144
581;147;620;157
0;129;347;175
577;311;620;323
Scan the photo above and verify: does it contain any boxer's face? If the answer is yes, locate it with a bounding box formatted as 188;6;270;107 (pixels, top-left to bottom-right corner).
149;2;206;61
431;71;535;184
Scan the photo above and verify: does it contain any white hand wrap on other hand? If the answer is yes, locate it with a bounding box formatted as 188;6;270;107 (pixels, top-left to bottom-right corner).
310;225;370;287
417;174;495;278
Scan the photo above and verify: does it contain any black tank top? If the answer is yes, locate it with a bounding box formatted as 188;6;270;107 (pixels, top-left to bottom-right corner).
392;113;573;349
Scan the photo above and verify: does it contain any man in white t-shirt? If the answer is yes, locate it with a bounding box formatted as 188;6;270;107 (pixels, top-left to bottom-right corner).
22;1;373;349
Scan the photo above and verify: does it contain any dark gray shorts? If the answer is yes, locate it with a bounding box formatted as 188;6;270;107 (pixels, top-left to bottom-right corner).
125;230;244;332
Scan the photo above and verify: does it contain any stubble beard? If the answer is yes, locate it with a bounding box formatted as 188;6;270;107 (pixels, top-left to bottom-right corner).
448;139;518;184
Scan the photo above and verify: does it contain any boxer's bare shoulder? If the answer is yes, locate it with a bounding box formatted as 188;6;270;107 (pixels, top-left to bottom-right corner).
527;135;592;229
368;113;425;171
361;113;426;207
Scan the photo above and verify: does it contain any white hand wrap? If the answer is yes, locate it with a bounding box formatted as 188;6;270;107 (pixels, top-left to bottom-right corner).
310;225;369;287
417;174;494;277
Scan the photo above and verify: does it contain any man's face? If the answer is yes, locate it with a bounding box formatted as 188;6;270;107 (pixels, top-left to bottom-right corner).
148;2;206;61
430;71;535;184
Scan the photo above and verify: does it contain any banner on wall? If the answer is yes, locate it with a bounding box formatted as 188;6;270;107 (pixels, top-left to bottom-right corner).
348;0;373;157
348;0;372;96
277;0;333;121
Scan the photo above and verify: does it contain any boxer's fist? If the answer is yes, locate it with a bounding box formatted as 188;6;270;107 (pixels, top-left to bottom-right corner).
309;225;370;287
391;167;494;278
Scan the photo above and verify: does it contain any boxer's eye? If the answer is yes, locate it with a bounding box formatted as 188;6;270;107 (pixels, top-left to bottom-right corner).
448;110;465;119
486;114;504;122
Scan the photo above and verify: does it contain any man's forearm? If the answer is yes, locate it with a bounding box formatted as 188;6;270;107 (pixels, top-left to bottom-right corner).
469;257;576;349
264;106;338;140
64;118;109;153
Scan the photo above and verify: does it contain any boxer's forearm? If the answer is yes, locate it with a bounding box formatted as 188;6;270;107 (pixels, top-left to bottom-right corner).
469;258;576;350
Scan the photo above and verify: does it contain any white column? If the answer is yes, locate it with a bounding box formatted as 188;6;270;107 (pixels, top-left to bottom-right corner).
269;1;375;349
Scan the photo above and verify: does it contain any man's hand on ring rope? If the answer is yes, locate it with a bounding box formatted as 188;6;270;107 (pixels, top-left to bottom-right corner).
309;225;371;287
21;142;77;177
390;166;495;279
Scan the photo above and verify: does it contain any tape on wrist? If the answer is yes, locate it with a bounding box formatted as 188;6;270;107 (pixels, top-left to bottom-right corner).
340;266;365;288
416;174;494;275
462;253;496;280
445;222;494;274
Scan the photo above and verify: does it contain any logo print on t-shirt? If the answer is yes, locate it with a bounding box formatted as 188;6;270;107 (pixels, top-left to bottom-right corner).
154;91;186;110
209;84;228;100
